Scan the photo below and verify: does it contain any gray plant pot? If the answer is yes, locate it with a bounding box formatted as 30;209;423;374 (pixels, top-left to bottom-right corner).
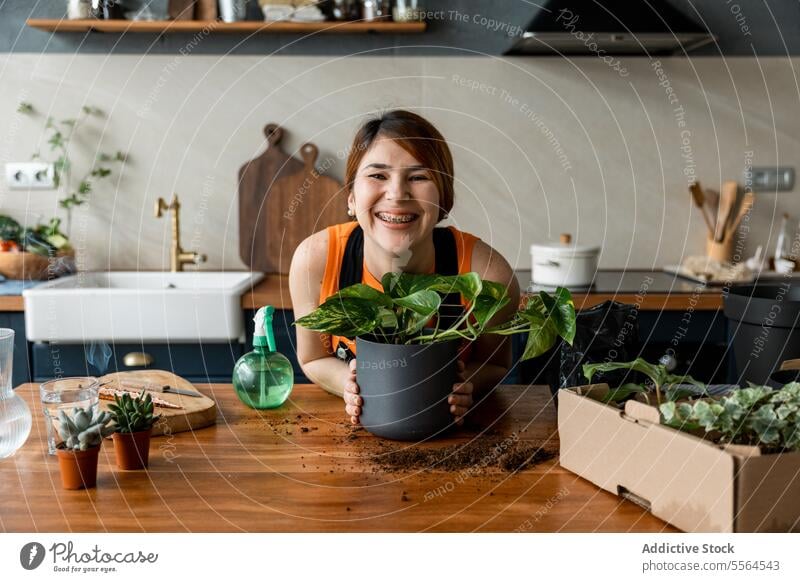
356;335;459;441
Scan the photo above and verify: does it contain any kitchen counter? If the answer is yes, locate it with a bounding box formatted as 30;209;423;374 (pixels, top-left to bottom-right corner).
242;270;728;312
0;269;740;314
1;383;675;532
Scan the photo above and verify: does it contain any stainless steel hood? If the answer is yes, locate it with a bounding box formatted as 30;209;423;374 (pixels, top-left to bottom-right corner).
506;0;716;56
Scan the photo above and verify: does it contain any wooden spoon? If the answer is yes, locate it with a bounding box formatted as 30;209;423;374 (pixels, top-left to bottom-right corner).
689;181;714;237
715;181;738;242
728;191;755;234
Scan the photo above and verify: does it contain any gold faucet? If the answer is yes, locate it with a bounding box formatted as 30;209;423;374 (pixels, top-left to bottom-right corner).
154;194;207;272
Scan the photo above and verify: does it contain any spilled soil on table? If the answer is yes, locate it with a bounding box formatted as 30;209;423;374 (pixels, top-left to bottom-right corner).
247;412;557;474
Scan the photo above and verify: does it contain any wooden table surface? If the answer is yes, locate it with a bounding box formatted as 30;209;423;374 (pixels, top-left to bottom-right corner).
1;383;677;533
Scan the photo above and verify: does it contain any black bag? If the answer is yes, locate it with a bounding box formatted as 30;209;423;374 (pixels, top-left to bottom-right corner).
559;301;641;389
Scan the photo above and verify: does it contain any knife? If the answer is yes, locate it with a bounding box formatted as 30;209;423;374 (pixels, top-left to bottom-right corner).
117;380;201;398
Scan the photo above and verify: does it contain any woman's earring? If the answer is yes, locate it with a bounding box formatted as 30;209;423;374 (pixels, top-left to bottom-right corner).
347;208;355;217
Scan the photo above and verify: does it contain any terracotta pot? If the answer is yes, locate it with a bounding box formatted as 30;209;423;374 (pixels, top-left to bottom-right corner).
112;429;152;470
56;445;100;490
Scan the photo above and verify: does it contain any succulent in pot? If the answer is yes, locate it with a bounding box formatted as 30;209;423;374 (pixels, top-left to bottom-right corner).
54;406;114;490
108;391;160;470
296;271;576;440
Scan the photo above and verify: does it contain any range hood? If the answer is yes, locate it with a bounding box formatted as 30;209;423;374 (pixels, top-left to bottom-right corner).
506;0;716;56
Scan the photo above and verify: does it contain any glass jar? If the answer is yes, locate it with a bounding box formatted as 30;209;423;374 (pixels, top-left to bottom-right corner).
0;329;31;458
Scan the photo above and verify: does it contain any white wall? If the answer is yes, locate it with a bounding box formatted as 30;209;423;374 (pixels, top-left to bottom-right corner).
0;53;798;271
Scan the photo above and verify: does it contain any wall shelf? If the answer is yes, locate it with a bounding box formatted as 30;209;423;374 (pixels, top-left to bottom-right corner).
26;18;426;35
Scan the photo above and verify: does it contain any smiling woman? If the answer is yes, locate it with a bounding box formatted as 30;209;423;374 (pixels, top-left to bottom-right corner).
288;110;521;427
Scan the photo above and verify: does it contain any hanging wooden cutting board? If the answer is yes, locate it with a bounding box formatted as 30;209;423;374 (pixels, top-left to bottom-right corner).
238;125;350;274
238;124;304;271
98;370;217;437
263;143;350;274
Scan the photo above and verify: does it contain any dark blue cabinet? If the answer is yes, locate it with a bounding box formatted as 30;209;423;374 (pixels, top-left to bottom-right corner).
0;311;32;388
30;341;244;383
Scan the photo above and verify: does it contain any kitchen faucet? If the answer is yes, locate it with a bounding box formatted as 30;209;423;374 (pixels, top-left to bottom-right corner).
154;194;207;272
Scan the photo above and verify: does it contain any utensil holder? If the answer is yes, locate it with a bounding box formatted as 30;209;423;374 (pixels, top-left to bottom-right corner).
706;235;734;263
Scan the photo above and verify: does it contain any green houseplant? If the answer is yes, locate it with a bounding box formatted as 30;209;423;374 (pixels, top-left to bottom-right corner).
108;391;160;470
296;271;576;439
582;358;800;452
54;406;114;490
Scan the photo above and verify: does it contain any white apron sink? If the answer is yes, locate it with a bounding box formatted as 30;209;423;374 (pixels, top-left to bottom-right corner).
23;271;264;342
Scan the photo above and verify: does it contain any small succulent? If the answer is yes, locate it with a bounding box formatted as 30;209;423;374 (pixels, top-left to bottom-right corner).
57;406;114;451
108;391;159;434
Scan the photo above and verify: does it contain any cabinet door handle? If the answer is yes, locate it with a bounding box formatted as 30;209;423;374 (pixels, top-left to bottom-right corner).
123;352;154;367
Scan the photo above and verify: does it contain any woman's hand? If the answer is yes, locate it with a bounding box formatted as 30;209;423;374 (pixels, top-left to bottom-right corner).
343;358;361;425
449;360;474;425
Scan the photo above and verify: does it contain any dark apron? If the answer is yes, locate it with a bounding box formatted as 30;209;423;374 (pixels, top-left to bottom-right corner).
335;225;464;363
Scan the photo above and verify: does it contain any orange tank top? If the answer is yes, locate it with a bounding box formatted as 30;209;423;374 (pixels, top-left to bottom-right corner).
318;221;480;358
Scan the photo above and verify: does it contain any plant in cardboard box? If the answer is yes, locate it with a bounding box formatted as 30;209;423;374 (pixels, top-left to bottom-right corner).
661;383;800;452
583;357;705;405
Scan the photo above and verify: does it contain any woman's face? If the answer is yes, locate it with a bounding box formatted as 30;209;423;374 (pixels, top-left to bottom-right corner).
349;136;442;256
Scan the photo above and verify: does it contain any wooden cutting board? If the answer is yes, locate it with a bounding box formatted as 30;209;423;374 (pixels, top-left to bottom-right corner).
238;124;304;271
264;143;349;274
98;370;216;437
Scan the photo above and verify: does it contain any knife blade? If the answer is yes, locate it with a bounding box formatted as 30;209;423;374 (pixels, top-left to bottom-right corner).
118;380;201;398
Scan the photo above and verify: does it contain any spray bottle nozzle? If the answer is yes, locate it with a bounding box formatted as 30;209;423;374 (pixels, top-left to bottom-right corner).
253;305;276;351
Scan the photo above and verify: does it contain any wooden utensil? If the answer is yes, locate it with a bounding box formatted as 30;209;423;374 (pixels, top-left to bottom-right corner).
238;124;304;271
689;181;714;236
168;0;196;20
715;181;738;242
728;191;755;234
194;0;217;20
704;187;719;224
262;143;349;274
98;370;216;436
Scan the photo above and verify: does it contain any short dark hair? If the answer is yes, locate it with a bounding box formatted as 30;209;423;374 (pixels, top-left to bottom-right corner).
345;110;454;222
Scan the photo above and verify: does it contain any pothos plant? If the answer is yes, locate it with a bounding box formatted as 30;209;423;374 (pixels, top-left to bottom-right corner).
295;271;576;360
18;101;126;235
583;358;800;452
583;358;705;406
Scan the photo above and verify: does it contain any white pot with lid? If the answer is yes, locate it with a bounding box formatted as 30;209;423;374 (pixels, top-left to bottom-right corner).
530;233;600;288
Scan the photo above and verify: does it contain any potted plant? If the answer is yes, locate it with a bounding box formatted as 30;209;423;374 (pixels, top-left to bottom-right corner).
54;406;114;490
108;391;159;470
296;271;576;440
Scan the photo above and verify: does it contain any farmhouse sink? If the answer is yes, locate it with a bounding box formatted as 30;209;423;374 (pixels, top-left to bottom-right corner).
23;271;264;342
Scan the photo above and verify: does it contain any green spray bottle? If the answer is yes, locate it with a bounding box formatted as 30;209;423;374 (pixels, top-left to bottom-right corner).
232;305;294;409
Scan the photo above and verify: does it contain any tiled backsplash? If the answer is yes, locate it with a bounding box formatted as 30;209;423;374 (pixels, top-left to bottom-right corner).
0;54;797;270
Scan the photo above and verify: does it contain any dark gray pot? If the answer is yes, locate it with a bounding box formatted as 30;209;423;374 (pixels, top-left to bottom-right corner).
356;336;459;441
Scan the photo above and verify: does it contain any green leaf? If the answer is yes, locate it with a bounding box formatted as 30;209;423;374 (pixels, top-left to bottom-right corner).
583;358;663;386
603;383;648;404
538;287;576;344
17;102;34;114
471;286;510;329
294;297;380;338
522;318;557;360
394;289;442;335
90;167;111;178
48;132;64;150
336;284;393;308
78;181;92;195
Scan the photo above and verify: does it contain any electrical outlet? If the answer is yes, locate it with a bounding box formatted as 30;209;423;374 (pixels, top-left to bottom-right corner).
5;162;56;190
749;167;795;192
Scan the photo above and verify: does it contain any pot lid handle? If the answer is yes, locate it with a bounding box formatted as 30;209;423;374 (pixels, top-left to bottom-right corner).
559;233;572;245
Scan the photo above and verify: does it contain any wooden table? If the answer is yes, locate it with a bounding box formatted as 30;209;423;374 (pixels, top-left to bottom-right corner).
1;384;676;533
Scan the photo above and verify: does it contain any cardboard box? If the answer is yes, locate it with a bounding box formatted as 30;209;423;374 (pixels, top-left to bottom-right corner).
558;384;800;532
